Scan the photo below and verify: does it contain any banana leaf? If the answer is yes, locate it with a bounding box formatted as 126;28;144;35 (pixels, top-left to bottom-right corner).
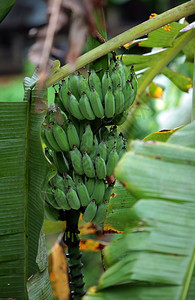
83;122;195;299
0;75;52;298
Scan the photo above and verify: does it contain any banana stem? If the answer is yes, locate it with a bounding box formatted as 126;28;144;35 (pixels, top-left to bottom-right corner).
64;210;85;300
46;0;195;87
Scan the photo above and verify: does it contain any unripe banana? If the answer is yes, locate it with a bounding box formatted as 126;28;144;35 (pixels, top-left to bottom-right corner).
104;86;115;119
46;187;61;209
82;200;97;223
41;126;50;148
51;174;65;190
108;59;115;77
79;92;96;121
52;124;70;152
82;152;95;178
73;171;83;184
123;80;135;110
89;86;104;118
115;59;129;88
130;66;138;97
106;147;119;176
104;182;115;201
70;146;84;175
116;132;124;154
52;151;69;174
67;92;85;120
44;202;59;222
107;134;116;156
54;188;71;210
54;91;64;111
96;140;107;162
114;84;125;115
66;186;81;210
95;154;107;180
89;135;98;161
67;121;80;149
80;124;94;154
64;174;75;190
55;108;68;126
118;146;126;160
91;179;105;205
77;73;90;98
98;126;109;141
92;200;108;225
102;70;112;99
68;73;80;100
45;126;62;152
76;181;91;207
60;80;71;113
44;148;54;164
89;70;102;101
111;67;122;91
85;178;95;196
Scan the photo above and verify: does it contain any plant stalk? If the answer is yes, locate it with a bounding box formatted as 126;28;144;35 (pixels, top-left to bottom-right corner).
63;210;85;300
192;52;195;121
46;0;195;87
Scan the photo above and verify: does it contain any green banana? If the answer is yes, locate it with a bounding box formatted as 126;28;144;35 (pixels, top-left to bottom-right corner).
98;126;109;141
52;123;70;152
104;86;115;118
89;70;102;100
44;202;59;222
106;147;119;176
95;154;107;180
107;134;116;156
46;187;61;209
60;80;71;113
116;132;124;154
96;140;107;162
76;181;91;207
118;146;126;160
114;84;125;115
80;124;94;154
111;67;122;90
92;200;108;225
89;135;98;161
52;151;69;174
108;59;115;77
64;174;75;190
89;86;104;118
79;92;96;121
123;80;135;110
85;178;95;196
54;91;64;111
54;108;68;126
82;200;97;223
54;188;71;210
41;126;50;147
77;73;90;98
68;92;85;120
44;148;54;164
102;69;112;99
67;121;80;149
44;126;62;152
70;146;84;175
130;66;138;97
51;174;65;190
73;171;83;184
82;152;95;178
104;182;114;201
68;73;80;100
115;59;129;88
91;179;105;205
66;186;81;210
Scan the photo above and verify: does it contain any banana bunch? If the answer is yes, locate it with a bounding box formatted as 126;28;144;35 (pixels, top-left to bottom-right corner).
42;57;137;225
53;59;137;125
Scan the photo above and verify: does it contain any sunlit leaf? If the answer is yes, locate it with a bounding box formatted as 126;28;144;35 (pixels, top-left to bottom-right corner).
162;67;192;92
139;22;185;48
143;127;180;142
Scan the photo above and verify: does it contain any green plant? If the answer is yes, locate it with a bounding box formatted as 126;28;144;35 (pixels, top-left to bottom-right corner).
0;1;195;299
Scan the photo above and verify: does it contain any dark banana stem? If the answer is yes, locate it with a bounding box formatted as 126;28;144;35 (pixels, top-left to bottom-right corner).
63;210;85;300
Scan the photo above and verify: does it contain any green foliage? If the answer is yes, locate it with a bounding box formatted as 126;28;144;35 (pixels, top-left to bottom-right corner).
0;0;16;23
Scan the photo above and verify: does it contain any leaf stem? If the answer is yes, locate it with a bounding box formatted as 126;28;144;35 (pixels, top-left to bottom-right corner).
46;0;195;87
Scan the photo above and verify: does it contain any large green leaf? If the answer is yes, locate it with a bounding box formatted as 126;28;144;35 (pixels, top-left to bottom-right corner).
83;123;195;299
0;0;16;23
0;79;52;298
